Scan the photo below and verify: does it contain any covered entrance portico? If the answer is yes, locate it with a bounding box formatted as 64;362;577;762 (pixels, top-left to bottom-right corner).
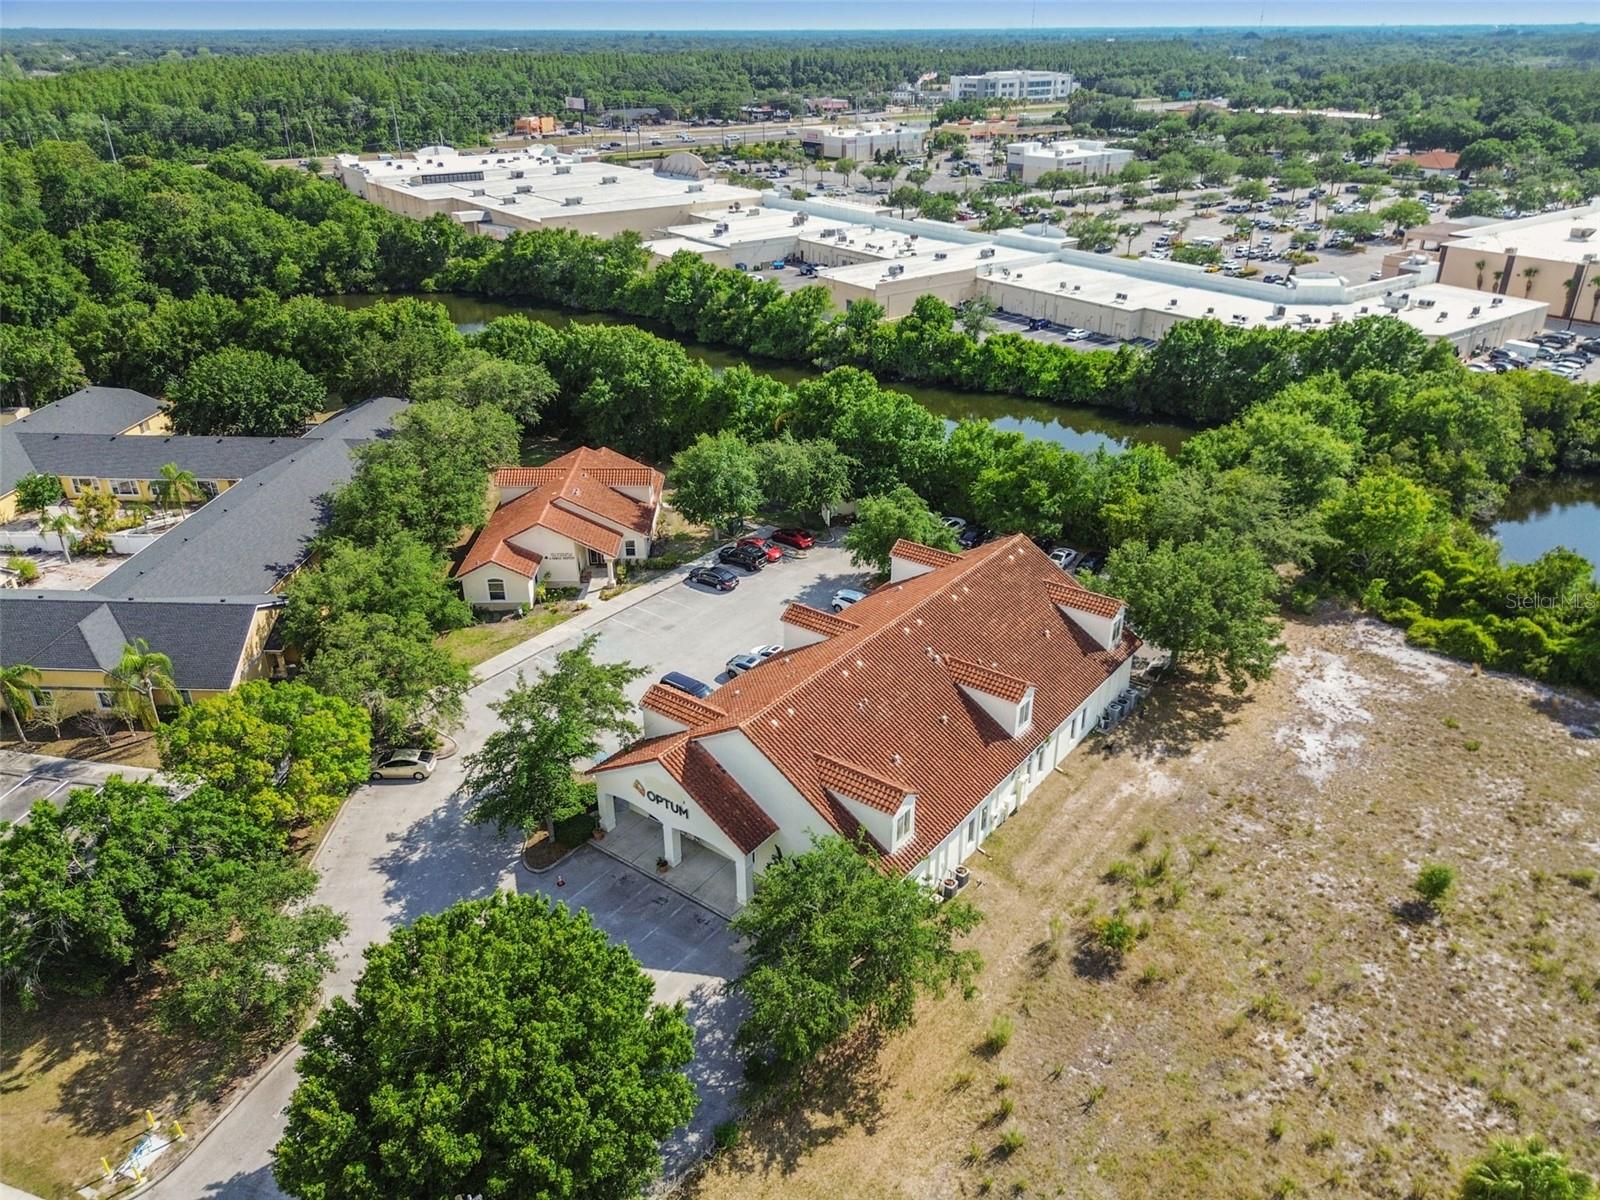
593;800;742;918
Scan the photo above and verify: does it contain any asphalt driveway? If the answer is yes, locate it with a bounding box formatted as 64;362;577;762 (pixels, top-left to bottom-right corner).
0;750;156;825
146;529;869;1198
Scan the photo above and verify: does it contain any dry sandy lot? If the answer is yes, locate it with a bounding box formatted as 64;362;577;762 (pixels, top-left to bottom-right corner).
689;610;1600;1199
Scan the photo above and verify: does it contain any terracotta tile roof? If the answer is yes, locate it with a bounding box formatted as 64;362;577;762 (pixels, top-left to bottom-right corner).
816;753;910;813
891;538;963;570
640;683;726;728
779;603;860;638
483;543;543;578
1044;577;1125;620
595;535;1139;876
457;446;660;578
944;655;1032;703
1397;149;1459;171
677;742;779;853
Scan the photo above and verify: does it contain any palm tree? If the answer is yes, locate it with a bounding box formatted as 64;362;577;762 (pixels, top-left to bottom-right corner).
40;512;75;563
0;663;41;745
110;637;181;729
1589;276;1600;324
1562;277;1579;328
1474;259;1487;290
1521;265;1541;298
153;462;199;519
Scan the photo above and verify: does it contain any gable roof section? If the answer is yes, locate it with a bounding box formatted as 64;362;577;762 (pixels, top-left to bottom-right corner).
0;592;268;691
779;603;860;639
459;446;658;576
640;683;726;728
676;742;779;853
2;387;165;495
944;655;1032;703
1399;149;1460;171
596;535;1140;873
891;538;963;570
815;753;910;813
1044;576;1124;620
16;433;304;483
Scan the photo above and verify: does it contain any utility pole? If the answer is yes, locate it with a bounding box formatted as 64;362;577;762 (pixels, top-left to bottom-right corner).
100;114;118;163
304;114;318;158
391;104;403;154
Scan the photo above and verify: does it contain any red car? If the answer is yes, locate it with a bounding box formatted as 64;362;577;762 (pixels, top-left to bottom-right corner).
769;528;815;550
737;536;784;562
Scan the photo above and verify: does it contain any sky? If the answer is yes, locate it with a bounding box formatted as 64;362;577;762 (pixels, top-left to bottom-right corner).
5;0;1597;30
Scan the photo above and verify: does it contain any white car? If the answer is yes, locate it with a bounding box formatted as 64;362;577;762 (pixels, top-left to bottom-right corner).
831;588;867;612
940;515;968;531
1062;327;1092;340
726;644;781;675
1048;547;1082;571
370;749;437;781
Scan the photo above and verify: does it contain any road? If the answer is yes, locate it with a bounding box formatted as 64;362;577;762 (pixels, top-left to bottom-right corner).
146;534;868;1198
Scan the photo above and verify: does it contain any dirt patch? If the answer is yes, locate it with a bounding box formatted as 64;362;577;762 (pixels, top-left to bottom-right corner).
690;611;1600;1199
1;717;159;769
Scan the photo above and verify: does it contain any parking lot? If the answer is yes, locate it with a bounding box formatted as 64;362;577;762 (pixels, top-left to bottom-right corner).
0;750;157;824
502;529;872;732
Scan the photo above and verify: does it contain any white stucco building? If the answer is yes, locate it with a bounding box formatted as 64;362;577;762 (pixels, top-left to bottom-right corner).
799;125;926;160
949;70;1076;103
588;536;1139;907
453;446;662;605
1006;139;1134;184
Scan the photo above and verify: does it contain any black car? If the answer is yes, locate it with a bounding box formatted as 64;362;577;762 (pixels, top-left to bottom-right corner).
957;525;988;549
718;544;767;572
1026;317;1051;331
687;565;739;591
1074;551;1107;575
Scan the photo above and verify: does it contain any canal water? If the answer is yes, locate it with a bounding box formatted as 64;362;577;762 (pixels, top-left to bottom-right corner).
1491;477;1600;580
329;292;1193;457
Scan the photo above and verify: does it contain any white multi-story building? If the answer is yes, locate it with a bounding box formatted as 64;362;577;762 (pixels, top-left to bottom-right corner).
1006;139;1134;184
799;124;926;160
949;70;1076;103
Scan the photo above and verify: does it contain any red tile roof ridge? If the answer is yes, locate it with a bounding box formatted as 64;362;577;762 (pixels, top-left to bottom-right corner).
779;603;861;637
943;654;1032;703
640;682;726;727
815;752;911;812
1044;575;1125;619
890;538;963;569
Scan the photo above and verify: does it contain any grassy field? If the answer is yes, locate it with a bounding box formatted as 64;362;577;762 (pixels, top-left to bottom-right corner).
690;611;1600;1199
0;986;258;1198
438;604;580;668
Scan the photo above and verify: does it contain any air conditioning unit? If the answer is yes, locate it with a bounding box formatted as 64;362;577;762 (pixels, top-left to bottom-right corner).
601;175;618;185
554;164;572;175
1114;292;1128;301
515;185;532;194
1271;304;1286;318
470;188;487;197
562;195;583;206
1415;297;1436;308
933;251;948;260
978;247;996;259
686;183;704;193
1491;296;1503;307
886;264;905;277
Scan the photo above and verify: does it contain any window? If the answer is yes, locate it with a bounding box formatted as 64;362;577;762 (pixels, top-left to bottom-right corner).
587;548;607;567
624;540;638;558
179;690;193;705
71;478;96;493
1017;695;1032;730
1111;614;1124;643
486;577;507;602
894;807;914;843
198;480;220;499
96;691;114;709
112;479;141;496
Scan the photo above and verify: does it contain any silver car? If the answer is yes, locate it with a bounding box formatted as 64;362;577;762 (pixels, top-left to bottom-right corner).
370;749;437;782
726;644;781;676
831;588;867;613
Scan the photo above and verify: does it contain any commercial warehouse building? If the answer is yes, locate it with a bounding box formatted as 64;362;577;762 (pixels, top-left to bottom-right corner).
949;70;1077;102
589;536;1138;907
333;145;761;239
1006;139;1135;184
1436;202;1600;323
798;124;926;160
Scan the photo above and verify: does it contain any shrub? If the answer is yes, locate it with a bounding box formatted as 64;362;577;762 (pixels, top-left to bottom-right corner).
997;1129;1026;1155
5;556;40;585
984;1014;1015;1054
553;809;599;847
712;1120;741;1151
1095;915;1139;958
1414;863;1457;910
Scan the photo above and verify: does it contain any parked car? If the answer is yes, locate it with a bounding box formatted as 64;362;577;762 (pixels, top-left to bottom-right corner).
940;515;968;531
737;536;784;562
1062;326;1092;340
726;644;781;675
831;588;867;612
1048;546;1082;571
660;671;715;699
770;527;816;549
718;544;767;572
370;749;437;782
687;565;739;591
1075;551;1107;575
957;525;987;549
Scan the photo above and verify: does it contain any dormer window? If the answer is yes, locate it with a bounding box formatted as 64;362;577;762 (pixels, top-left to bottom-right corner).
1017;694;1033;731
1111;613;1124;644
894;805;915;846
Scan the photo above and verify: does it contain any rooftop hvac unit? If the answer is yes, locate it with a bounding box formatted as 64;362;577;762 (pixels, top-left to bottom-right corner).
1359;306;1370;314
1271;304;1286;318
1205;306;1214;314
887;264;905;277
502;197;517;205
1415;297;1436;308
909;233;918;240
470;188;487;197
1570;226;1597;240
515;185;532;194
686;183;704;193
978;247;996;259
510;170;525;179
1437;311;1449;321
1168;298;1178;307
562;195;583;206
554;164;572;175
934;251;948;260
600;175;618;185
1114;292;1128;301
791;213;806;225
1491;296;1503;306
1470;305;1481;317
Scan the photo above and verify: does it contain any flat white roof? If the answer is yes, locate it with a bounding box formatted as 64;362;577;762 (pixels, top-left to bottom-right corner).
657;209;850;247
1445;202;1600;265
985;260;1545;339
797;223;969;261
821;242;1034;287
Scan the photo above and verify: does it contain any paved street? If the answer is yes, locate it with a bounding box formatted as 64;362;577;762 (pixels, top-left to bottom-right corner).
0;750;156;825
146;532;867;1198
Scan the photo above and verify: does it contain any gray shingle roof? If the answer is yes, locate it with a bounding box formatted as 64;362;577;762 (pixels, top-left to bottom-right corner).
1;387;165;495
0;592;271;691
14;433;304;485
92;397;406;600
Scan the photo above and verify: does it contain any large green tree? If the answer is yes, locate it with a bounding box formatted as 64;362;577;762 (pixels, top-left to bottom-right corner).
280;535;470;658
300;611;471;745
158;679;372;829
753;435;854;524
273;892;696;1200
1101;534;1284;692
462;635;645;834
158;858;345;1045
412;348;559;427
667;430;762;535
844;485;960;575
167;346;326;436
731;836;982;1074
